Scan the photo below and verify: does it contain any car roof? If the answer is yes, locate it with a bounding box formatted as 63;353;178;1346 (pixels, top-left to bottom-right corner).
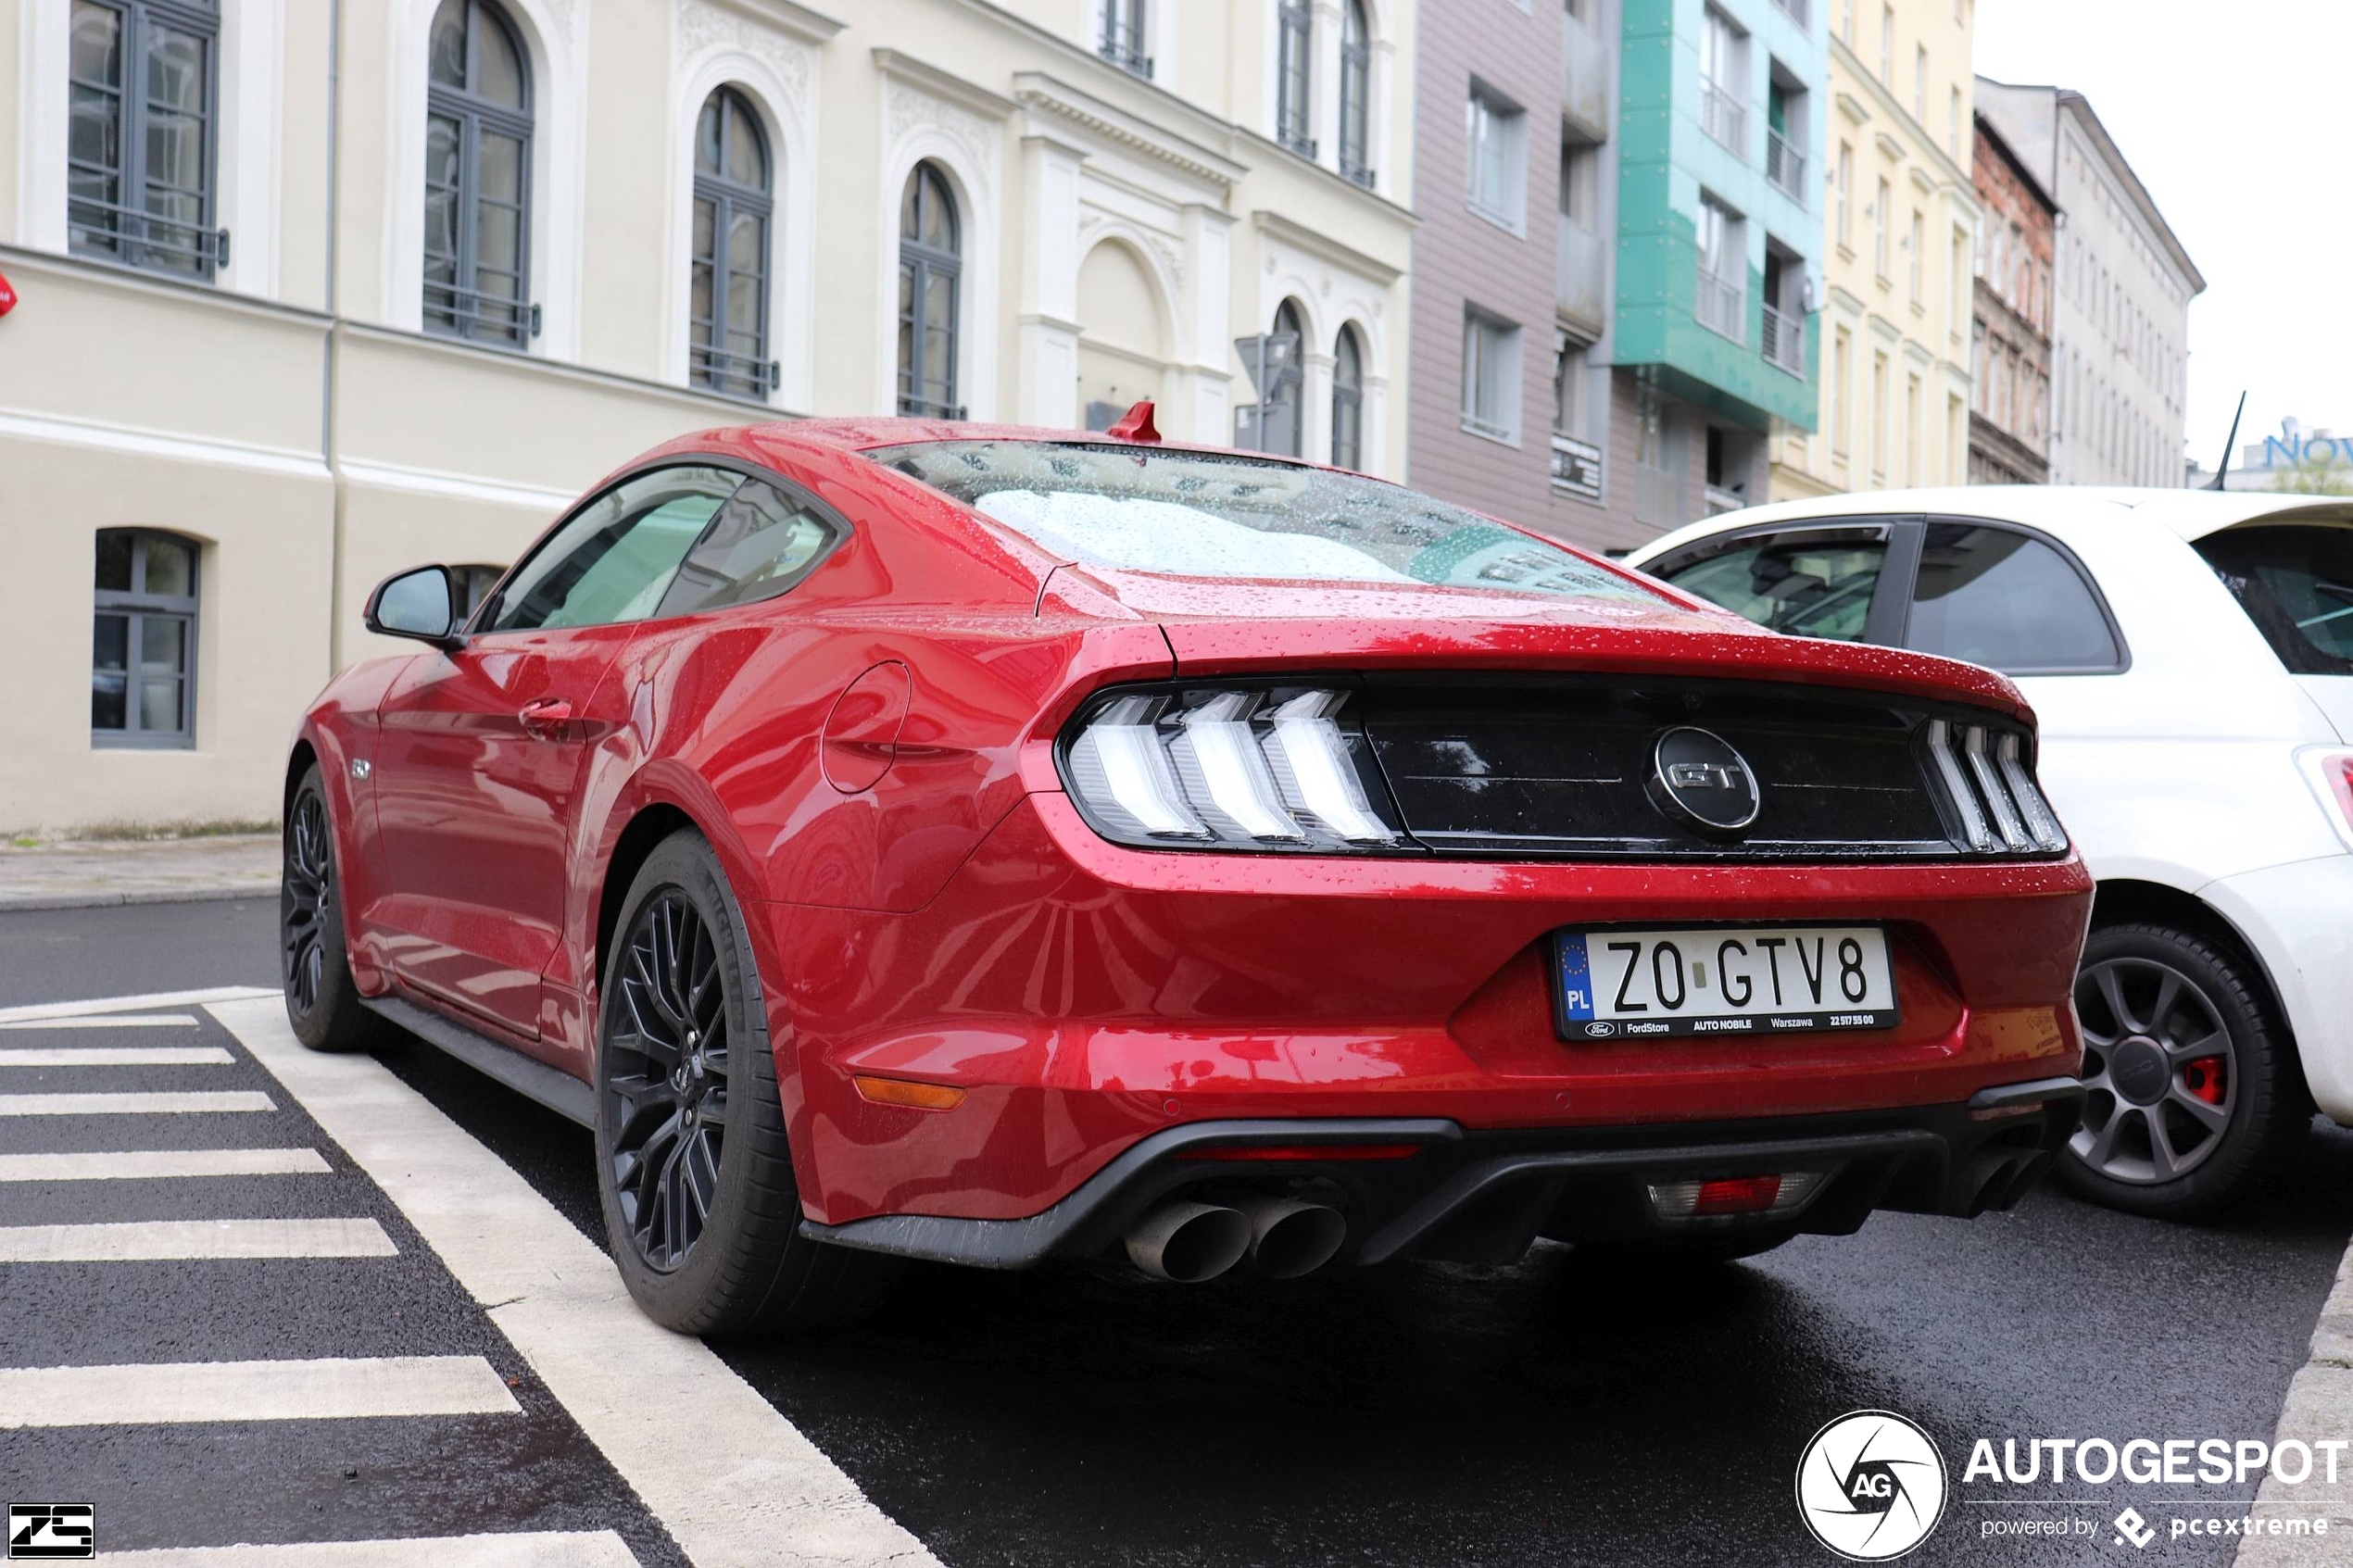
1626;485;2353;562
722;416;1316;470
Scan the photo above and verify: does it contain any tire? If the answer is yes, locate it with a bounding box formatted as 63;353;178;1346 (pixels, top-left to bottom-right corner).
594;829;900;1335
2056;922;2310;1220
281;764;395;1054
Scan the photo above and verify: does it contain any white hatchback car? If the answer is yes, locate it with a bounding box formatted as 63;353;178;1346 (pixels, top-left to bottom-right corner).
1627;488;2353;1218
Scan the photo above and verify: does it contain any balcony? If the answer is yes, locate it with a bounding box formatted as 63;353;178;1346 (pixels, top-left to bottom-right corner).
1635;461;1684;527
1770;0;1809;24
1694;269;1745;343
1551;433;1604;501
1562;12;1610;141
1705;484;1746;516
1766;130;1806;203
1555;215;1607;334
1762;303;1806;375
1701;82;1746;157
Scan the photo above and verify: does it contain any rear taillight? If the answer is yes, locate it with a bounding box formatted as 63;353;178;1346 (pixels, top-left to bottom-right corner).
1648;1170;1828;1219
2295;747;2353;851
1924;719;2068;855
1062;684;1405;852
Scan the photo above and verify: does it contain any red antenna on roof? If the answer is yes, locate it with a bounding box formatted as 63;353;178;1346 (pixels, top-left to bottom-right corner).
1106;399;1160;443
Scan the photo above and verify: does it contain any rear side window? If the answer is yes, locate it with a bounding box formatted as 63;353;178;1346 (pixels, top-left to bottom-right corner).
655;479;840;618
1903;523;2121;673
486;467;741;632
2196;523;2353;675
1654;528;1888;642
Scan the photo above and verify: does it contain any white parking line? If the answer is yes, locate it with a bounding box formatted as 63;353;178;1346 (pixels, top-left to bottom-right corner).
0;1014;201;1030
0;1046;234;1066
0;986;275;1025
106;1532;641;1566
0;1090;273;1116
0;1217;395;1261
211;995;943;1568
0;1355;519;1427
0;1148;331;1182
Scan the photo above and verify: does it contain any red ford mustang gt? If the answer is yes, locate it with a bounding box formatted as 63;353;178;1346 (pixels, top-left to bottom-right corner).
282;410;2091;1333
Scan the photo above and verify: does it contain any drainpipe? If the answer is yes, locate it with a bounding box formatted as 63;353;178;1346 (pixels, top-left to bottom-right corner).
322;0;345;671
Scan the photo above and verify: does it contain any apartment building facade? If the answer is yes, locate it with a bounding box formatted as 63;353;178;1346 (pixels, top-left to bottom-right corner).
0;0;1418;833
1769;0;1974;501
1609;0;1825;545
1966;107;2051;484
1975;79;2201;486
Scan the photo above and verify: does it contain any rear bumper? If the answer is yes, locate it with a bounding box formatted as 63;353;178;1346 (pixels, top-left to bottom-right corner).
2202;852;2353;1123
799;1076;2084;1269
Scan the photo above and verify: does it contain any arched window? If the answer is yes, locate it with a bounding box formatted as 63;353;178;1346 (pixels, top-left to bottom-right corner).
1276;1;1313;157
1330;326;1365;470
1338;0;1373;186
92;529;198;747
898;162;962;420
1265;299;1306;458
69;0;227;279
424;0;534;346
691;86;774;400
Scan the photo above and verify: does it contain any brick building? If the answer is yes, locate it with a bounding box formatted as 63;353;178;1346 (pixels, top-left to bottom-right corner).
1968;109;2054;485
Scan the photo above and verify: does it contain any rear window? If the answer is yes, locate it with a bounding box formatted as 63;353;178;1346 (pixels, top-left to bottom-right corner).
878;440;1655;601
2196;523;2353;675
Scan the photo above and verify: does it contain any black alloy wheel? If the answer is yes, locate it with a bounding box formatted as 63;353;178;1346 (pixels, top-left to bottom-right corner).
607;892;732;1272
282;786;333;1016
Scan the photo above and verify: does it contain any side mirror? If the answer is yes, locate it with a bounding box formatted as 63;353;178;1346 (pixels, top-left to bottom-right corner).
364;565;463;647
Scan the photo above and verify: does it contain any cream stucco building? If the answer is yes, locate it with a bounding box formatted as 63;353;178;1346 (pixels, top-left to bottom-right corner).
0;0;1417;833
1768;0;1973;500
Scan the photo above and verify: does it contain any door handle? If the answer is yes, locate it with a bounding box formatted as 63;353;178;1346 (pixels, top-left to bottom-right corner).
518;697;573;739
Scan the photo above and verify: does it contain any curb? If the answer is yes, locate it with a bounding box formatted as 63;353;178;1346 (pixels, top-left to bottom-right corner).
0;884;279;913
2237;1229;2353;1564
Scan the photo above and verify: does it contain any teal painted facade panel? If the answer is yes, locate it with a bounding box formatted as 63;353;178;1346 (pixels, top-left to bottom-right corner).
1612;0;1827;430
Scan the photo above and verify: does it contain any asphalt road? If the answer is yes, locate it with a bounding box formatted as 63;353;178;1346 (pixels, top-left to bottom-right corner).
5;897;2350;1566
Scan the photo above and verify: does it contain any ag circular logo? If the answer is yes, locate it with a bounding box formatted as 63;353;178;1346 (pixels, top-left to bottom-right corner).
1795;1410;1948;1561
1648;726;1762;835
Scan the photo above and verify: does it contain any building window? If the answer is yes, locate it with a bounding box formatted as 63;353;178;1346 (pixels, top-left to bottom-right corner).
1331;325;1365;470
1338;0;1373;187
92;529;197;749
1840;0;1854;43
898;162;962;419
1264;299;1307;457
1908;207;1923;303
1466;83;1526;232
1836;144;1853;249
1277;1;1314;157
1101;0;1152;77
1699;9;1747;157
69;0;225;279
1913;44;1926;119
1947;86;1961;157
1879;5;1894;82
424;0;535;346
1831;327;1853;456
1460;308;1521;444
1694;194;1744;343
1873;175;1891;280
690;87;774;401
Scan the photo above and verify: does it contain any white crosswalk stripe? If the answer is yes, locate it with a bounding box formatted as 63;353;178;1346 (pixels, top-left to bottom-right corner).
104;1532;642;1566
0;1355;520;1427
0;1089;273;1115
0;1045;234;1065
0;1013;202;1030
0;1147;330;1182
0;986;276;1025
0;1216;395;1261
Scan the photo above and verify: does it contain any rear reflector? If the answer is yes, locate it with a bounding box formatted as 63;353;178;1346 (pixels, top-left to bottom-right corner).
1648;1170;1826;1219
1179;1143;1423;1162
851;1074;966;1111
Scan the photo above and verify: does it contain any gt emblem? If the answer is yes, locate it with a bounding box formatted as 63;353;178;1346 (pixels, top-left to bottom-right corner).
1647;726;1762;836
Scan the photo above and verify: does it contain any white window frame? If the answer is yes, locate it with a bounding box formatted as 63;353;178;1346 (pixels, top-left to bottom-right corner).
1460;307;1522;445
1466;82;1527;234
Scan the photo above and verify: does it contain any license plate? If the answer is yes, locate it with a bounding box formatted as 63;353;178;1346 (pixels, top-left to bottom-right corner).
1553;925;1900;1040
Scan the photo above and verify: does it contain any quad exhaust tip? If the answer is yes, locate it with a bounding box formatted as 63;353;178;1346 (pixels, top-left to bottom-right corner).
1124;1197;1347;1282
1125;1200;1253;1283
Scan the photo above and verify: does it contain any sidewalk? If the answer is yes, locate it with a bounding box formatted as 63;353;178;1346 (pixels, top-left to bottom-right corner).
0;834;279;911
